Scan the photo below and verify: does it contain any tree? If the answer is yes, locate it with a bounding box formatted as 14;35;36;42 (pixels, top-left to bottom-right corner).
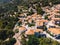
37;7;45;15
52;41;60;45
6;30;15;38
44;15;48;20
18;21;22;26
28;23;35;27
3;38;16;45
21;33;40;45
50;0;60;4
27;35;40;45
21;33;28;45
15;29;19;33
0;30;7;40
21;34;60;45
0;30;15;40
39;38;60;45
27;9;34;16
43;25;47;31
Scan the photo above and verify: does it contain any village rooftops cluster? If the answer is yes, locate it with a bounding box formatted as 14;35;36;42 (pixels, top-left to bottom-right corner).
16;13;47;36
43;4;60;36
15;4;60;39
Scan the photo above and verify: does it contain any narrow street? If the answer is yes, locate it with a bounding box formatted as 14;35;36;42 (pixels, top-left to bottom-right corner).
13;33;21;45
43;31;60;42
13;21;21;45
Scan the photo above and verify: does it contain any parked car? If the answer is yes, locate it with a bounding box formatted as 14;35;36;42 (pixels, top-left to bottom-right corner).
40;33;46;38
37;26;43;29
55;34;60;39
35;32;46;38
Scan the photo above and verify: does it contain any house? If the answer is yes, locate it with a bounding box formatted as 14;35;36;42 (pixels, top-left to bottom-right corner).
48;28;60;36
31;13;42;20
36;19;48;29
52;18;60;21
55;4;60;10
25;29;43;35
46;20;55;28
35;29;43;33
36;21;44;29
25;29;35;35
31;13;39;20
28;19;33;23
35;29;46;38
25;29;45;38
19;27;27;34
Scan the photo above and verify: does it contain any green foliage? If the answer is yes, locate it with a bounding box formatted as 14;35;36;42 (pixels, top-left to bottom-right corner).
18;21;22;26
39;38;52;45
27;35;40;45
0;29;15;45
0;30;15;40
39;38;60;45
0;14;19;29
44;15;48;20
43;25;47;31
28;23;35;27
27;9;34;16
15;29;19;33
55;15;60;18
0;30;7;40
36;7;45;15
21;34;60;45
2;38;16;45
46;31;54;37
6;30;15;38
21;33;28;45
0;0;60;45
50;0;60;4
21;34;40;45
0;3;18;14
6;38;16;45
52;41;60;45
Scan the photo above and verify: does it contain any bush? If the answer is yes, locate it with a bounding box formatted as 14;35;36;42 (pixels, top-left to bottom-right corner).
0;30;15;40
3;38;16;45
28;23;35;27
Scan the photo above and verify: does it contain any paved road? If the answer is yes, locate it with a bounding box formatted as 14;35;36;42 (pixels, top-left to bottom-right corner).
13;21;21;45
13;33;21;45
43;31;60;42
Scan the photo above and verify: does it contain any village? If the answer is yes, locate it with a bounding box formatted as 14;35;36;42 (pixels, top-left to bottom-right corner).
13;4;60;45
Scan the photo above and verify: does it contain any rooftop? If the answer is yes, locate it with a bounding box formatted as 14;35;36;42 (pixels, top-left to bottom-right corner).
25;29;43;35
48;28;60;35
25;29;35;35
19;27;26;31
